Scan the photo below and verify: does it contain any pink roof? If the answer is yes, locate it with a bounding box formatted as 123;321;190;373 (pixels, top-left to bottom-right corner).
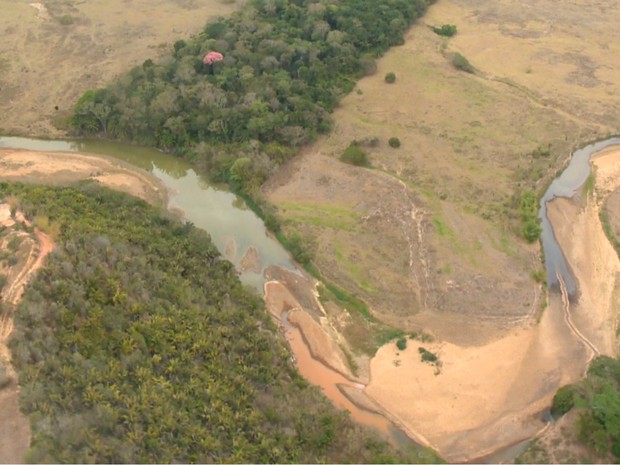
203;51;224;65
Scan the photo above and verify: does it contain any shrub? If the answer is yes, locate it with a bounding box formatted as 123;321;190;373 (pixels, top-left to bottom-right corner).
431;24;457;37
59;14;74;26
384;72;396;83
531;269;546;285
287;232;312;264
388;137;401;148
519;190;542;243
551;385;576;418
523;220;542;243
340;143;369;167
450;52;475;73
418;347;438;363
0;363;10;389
396;337;407;351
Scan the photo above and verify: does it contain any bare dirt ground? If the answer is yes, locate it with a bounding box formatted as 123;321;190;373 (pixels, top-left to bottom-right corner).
0;0;239;137
517;147;620;462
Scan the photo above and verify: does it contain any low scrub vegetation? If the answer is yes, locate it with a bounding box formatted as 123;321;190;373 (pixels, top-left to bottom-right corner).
519;190;542;243
431;24;457;37
388;137;401;148
384;72;397;83
340;143;370;167
450;52;475;73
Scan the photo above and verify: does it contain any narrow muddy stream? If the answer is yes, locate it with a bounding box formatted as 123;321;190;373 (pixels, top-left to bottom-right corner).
0;136;415;448
540;136;620;295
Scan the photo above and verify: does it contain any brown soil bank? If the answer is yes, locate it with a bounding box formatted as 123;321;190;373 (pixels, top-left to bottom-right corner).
517;147;620;462
0;0;239;137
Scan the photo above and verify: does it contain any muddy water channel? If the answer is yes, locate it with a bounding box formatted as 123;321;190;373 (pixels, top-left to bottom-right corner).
541;137;620;295
0;136;413;447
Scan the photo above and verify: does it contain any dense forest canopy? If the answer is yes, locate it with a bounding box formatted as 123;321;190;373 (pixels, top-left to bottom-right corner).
4;182;437;463
72;0;434;190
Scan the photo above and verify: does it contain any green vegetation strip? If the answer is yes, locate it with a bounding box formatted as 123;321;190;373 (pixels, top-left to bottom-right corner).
5;182;438;463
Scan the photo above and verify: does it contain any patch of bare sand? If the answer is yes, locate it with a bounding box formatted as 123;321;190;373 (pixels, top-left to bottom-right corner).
545;146;620;357
224;237;237;262
0;148;166;205
287;308;351;379
263;278;412;438
264;280;350;376
517;147;620;462
239;245;260;274
365;296;589;462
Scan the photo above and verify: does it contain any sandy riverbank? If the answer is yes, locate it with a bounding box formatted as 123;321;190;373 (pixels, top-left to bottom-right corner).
0;148;167;205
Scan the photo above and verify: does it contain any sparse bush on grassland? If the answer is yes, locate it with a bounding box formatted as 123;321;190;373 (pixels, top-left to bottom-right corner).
450;52;475;73
431;24;457;37
388;137;401;148
384;72;396;83
340;143;369;167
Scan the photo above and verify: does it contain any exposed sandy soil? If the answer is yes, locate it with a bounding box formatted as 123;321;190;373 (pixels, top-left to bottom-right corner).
515;147;620;462
362;146;620;462
0;0;239;137
0;148;167;205
366;291;589;462
263;279;351;376
239;245;261;274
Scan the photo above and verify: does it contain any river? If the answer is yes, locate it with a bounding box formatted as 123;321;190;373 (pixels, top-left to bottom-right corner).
0;136;417;449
